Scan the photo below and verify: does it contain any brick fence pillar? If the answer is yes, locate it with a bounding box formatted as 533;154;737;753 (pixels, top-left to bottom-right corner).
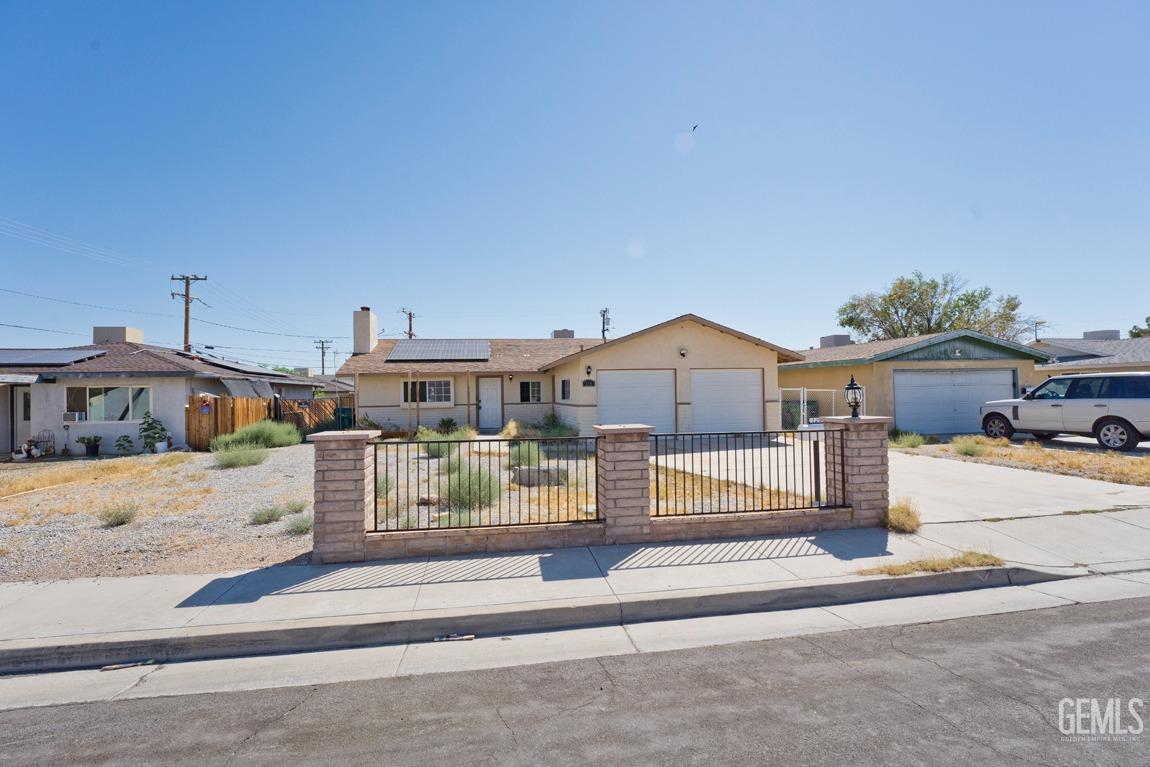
306;430;380;564
594;424;653;544
820;416;892;527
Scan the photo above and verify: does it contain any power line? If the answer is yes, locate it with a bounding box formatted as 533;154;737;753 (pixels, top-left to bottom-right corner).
314;339;333;375
0;287;178;318
192;317;349;339
600;307;612;340
171;274;209;353
0;216;147;266
399;308;416;339
0;321;87;336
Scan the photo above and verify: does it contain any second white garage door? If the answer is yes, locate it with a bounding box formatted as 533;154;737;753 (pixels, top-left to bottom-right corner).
597;370;676;433
690;369;764;432
893;369;1015;434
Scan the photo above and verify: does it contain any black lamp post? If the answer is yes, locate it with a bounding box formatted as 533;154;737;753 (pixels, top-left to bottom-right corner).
844;375;863;418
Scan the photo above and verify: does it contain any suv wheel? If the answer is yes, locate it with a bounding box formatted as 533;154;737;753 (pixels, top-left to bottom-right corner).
983;414;1014;439
1095;418;1141;452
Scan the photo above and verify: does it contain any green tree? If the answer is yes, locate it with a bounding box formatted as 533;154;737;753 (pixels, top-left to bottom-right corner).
836;272;1038;342
1130;317;1150;338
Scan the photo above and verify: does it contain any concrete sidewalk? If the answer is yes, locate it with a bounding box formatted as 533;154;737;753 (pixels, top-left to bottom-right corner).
3;509;1150;673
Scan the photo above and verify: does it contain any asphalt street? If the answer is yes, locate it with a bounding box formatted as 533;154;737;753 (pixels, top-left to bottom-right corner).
1;597;1147;766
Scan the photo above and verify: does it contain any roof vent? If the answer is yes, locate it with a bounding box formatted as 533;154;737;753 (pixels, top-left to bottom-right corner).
551;329;575;339
819;334;853;348
1083;329;1121;341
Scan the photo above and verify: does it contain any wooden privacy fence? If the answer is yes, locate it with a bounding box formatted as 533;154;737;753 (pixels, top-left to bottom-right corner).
279;394;355;432
185;396;274;451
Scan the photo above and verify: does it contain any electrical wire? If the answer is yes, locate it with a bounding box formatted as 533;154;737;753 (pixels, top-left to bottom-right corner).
0;288;177;318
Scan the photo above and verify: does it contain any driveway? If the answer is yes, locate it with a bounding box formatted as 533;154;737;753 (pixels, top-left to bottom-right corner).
889;450;1150;522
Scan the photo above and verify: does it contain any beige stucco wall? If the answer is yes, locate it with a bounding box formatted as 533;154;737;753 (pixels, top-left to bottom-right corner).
355;371;555;431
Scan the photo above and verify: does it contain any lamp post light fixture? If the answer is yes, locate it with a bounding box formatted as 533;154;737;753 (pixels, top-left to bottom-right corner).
844;375;863;418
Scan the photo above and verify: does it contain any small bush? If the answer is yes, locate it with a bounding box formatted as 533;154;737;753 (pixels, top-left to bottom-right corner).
211;420;301;451
99;504;138;528
539;412;579;437
283;499;308;514
500;419;539;439
417;426;473;458
376;472;391;498
889;431;925;449
213;443;269;468
251;506;286;525
286;514;314;535
437;417;458;434
444;466;500;510
509;442;542;466
923;435;942;445
115;435;135;454
885;498;922;533
951;436;985;457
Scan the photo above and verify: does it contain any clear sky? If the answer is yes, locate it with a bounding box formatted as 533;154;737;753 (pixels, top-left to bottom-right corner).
2;1;1147;371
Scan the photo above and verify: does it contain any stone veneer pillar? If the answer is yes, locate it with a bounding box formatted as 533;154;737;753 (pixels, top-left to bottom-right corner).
306;430;380;564
594;424;654;544
820;416;892;527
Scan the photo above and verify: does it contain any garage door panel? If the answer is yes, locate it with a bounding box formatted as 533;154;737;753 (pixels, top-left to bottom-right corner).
894;370;1014;434
690;370;763;432
597;371;676;433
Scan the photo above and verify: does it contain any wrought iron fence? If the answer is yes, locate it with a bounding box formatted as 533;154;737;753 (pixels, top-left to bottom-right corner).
650;430;844;516
373;436;599;531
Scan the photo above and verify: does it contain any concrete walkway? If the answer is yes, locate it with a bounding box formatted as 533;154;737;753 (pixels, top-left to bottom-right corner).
3;508;1150;674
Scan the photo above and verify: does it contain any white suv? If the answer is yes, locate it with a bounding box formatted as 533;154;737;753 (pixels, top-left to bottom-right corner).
980;372;1150;451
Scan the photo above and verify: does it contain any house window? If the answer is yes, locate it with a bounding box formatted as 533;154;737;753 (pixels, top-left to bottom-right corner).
520;381;542;403
65;386;151;422
403;379;452;404
560;379;571;400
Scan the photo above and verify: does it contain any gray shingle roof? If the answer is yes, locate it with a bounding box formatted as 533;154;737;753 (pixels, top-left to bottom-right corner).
1036;337;1150;369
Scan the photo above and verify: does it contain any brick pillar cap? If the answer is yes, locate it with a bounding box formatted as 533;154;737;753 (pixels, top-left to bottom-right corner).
594;424;654;435
307;430;381;442
820;416;892;427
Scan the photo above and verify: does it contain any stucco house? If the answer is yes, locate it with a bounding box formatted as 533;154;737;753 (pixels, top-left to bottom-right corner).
1030;330;1150;380
778;330;1051;434
2;326;317;456
339;309;803;435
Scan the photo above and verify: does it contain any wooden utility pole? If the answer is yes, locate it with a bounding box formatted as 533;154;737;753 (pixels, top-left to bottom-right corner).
314;339;332;375
600;307;611;341
170;274;208;352
399;307;416;339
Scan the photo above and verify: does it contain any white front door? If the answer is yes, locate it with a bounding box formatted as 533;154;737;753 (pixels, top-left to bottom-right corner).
893;369;1015;434
690;369;763;432
597;370;676;433
14;386;32;447
477;377;503;431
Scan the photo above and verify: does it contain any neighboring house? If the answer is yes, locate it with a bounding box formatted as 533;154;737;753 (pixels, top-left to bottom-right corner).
1030;330;1150;380
339;309;803;435
1;326;317;456
778;331;1051;434
291;369;356;397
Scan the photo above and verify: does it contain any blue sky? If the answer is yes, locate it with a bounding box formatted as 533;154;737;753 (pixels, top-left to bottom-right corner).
2;1;1147;371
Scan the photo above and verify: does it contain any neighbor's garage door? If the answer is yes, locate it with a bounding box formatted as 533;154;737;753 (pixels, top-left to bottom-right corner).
893;369;1014;434
690;369;763;432
597;370;676;433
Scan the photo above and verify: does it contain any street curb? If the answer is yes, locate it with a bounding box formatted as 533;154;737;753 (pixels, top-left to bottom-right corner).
0;566;1080;675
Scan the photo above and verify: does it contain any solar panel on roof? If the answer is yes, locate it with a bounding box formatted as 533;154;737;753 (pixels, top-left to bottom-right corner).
0;349;107;366
385;339;491;362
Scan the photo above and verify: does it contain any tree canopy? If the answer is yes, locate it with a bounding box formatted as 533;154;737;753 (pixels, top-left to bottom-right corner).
836;272;1037;342
1132;317;1150;338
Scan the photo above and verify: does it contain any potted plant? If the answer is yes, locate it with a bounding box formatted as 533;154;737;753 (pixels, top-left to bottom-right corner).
138;411;170;453
76;435;102;457
115;435;134;454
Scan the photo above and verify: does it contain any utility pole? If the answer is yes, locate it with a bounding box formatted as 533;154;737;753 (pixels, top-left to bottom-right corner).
314;339;332;375
600;307;611;341
170;274;208;352
399;307;416;339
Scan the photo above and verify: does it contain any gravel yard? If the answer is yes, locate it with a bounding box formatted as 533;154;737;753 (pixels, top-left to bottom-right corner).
0;444;315;581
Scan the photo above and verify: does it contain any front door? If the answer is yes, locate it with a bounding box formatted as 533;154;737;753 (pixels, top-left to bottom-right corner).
13;386;32;447
1062;377;1110;433
1017;378;1071;433
477;377;503;431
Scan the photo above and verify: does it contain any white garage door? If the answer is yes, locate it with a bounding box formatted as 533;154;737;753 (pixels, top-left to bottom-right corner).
893;369;1015;434
690;369;763;432
597;370;676;433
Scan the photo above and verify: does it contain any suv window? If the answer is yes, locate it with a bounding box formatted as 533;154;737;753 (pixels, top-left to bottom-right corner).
1031;379;1071;400
1067;378;1110;399
1109;377;1150;399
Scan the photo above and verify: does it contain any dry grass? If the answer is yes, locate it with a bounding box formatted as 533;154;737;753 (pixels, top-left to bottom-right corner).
0;453;194;499
651;466;812;516
941;438;1150;486
884;498;921;533
98;504;138;528
858;550;1004;577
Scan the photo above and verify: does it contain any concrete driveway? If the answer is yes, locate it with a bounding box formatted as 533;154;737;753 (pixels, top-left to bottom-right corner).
889;451;1150;522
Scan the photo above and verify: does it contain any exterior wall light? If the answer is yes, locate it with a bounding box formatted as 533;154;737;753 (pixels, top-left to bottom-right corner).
678;348;688;358
585;365;592;376
844;375;863;418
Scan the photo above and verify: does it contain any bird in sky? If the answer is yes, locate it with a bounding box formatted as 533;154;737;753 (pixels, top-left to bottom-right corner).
692;124;698;131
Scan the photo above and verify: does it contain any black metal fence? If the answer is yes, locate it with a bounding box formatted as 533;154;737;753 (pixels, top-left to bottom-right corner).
650;430;844;517
373;436;599;531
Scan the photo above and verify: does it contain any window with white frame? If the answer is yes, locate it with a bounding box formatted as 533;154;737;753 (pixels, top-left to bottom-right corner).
403;379;452;404
65;386;151;422
519;381;542;403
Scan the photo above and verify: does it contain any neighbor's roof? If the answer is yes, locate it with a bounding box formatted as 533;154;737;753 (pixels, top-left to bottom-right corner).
339;338;605;376
781;330;1050;369
1035;337;1150;370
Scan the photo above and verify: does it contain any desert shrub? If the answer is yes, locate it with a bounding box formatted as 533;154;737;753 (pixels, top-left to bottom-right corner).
500;419;540;439
884;498;922;533
115;435;135;454
538;412;579;437
889;431;925;449
444;465;500;510
376;472;391;498
437;417;458;434
211;420;301;451
286;514;314;535
951;436;985;457
417;426;473;458
509;441;542;466
923;434;942;445
99;504;138;528
251;506;287;525
213;443;269;468
283;499;308;514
